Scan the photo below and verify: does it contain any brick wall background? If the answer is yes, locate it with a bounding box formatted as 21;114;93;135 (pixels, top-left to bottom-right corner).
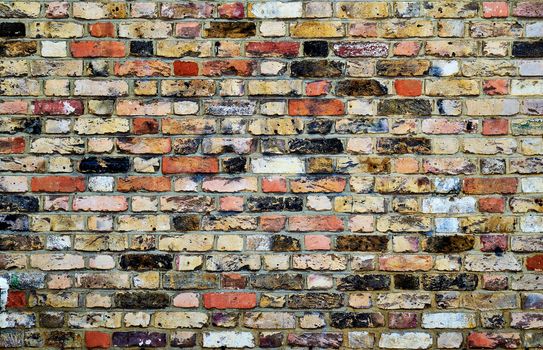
1;1;543;349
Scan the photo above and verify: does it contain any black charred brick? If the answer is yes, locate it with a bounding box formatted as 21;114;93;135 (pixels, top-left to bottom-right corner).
376;137;432;154
291;60;344;78
114;292;170;309
423;235;475;253
336;79;388;96
112;332;167;347
303;41;329;57
172;214;200;231
173;139;200;154
78;157;130;173
0;235;43;250
289;138;343;154
337;274;390;291
260;332;284;348
422;273;478;291
330;312;385;328
287;333;342;349
394;274;420;290
39;312;64;328
120;253;173;271
0;195;39;212
44;331;79;348
307;119;333;134
377;99;432;116
204;22;256;38
287;293;343;309
0;22;25;37
512;41;543;57
0;214;29;231
247;196;303;212
130;41;154;57
223;156;247;173
336;235;389;252
271;235;301;252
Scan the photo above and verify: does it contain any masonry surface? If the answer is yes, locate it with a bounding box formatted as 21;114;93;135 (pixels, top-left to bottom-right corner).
1;0;543;349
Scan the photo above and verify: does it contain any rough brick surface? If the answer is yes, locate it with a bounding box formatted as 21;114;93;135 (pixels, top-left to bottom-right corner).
0;1;542;349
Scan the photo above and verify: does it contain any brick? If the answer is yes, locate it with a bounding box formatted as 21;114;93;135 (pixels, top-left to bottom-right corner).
394;80;422;96
203;292;257;309
31;176;85;192
85;331;111;349
89;22;115;38
1;1;542;345
463;178;518;194
162;156;219;174
288;99;344;116
70;41;125;57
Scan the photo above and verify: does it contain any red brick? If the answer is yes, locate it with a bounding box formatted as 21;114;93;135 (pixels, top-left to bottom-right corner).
260;215;286;232
482;119;508;136
31;176;86;192
483;79;508;95
133;118;159;134
85;331;111;349
0;137;25;154
70;41;125;58
478;197;505;213
89;22;115;37
463;178;518;194
7;291;26;308
33;100;84;116
117;176;171;192
393;41;421;56
306;80;331;96
203;292;257;309
289;215;344;232
220;196;244;211
483;2;509;18
218;2;245;19
305;235;331;250
394;80;422;97
0;100;28;114
163;156;219;174
262;176;287;193
527;254;543;271
173;61;199;76
288;99;344;116
245;42;300;58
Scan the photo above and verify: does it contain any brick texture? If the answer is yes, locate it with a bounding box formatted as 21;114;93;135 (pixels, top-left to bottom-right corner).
0;1;543;349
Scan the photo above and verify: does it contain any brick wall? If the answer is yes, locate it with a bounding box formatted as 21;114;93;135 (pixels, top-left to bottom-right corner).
1;1;543;349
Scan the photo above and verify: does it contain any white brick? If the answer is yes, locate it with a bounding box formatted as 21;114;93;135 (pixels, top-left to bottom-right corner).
41;41;67;57
422;312;476;329
522;178;543;192
422;197;476;214
251;156;305;174
250;2;303;18
203;331;255;348
379;332;432;349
